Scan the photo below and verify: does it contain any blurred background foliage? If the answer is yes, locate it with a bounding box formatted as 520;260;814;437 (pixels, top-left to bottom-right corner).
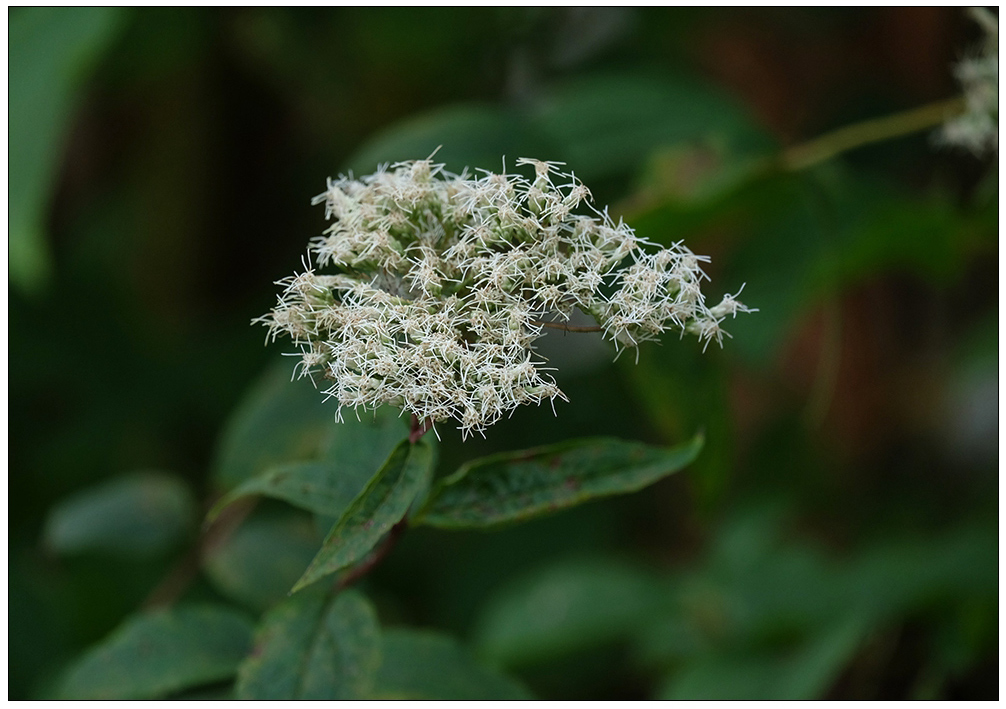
10;7;998;700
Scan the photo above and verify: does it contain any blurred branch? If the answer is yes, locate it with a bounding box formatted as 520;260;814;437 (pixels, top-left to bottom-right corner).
617;96;968;223
142;497;257;610
782;96;967;171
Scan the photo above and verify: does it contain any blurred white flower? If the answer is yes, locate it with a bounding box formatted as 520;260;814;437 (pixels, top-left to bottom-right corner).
939;7;998;155
258;155;754;438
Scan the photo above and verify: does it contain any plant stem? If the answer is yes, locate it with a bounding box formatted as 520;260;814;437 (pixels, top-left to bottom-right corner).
334;416;430;591
142;497;257;609
409;413;433;443
781;96;966;171
534;320;603;333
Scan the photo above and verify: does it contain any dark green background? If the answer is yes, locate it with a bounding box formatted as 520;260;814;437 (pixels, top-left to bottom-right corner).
10;8;998;699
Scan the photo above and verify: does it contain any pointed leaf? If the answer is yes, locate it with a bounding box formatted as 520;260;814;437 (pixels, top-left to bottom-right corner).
44;471;196;556
56;604;253;700
236;588;381;700
371;628;533;700
292;440;434;592
209;406;407;520
416;435;703;529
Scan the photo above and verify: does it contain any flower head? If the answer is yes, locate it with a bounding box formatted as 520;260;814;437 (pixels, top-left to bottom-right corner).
938;7;998;156
258;156;754;438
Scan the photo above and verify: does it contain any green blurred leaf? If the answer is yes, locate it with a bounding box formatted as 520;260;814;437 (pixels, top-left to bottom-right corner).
712;175;828;364
344;71;769;185
663;506;857;648
43;471;195;557
346;105;553;176
716;169;987;364
534;72;773;183
416;434;703;529
815;196;975;286
844;525;998;621
56;604;253;700
236;588;380;700
622;340;734;508
657;618;868;700
688;506;844;638
293;439;435;592
633;145;772;207
209;407;407;520
10;7;125;294
638;509;997;698
212;361;342;489
927;596;998;683
371;628;533;700
202;513;320;612
168;684;236;700
632;613;712;671
474;557;666;667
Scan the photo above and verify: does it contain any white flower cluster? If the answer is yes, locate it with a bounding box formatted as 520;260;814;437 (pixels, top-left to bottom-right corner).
940;7;998;155
259;156;753;438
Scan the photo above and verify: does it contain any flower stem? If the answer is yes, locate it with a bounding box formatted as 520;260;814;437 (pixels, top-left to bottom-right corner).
534;320;603;333
338;415;427;590
409;413;433;443
781;96;967;171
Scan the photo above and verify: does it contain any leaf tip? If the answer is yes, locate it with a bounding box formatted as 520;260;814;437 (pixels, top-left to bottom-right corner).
289;563;321;595
204;492;238;528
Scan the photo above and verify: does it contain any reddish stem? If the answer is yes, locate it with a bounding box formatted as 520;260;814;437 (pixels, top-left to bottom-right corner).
336;518;409;591
142;497;257;609
534;320;603;333
409;414;433;444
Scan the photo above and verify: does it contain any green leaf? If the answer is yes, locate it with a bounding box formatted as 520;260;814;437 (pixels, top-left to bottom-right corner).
202;513;321;612
56;604;254;700
534;72;772;183
213;361;393;489
43;471;196;556
292;439;435;592
707;169;990;365
622;340;734;509
343;72;770;186
474;557;666;667
415;434;703;529
844;525;998;621
212;363;335;489
371;628;533;700
10;7;125;294
236;588;381;700
345;104;553;176
657;619;868;700
706;174;827;364
209;406;407;520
